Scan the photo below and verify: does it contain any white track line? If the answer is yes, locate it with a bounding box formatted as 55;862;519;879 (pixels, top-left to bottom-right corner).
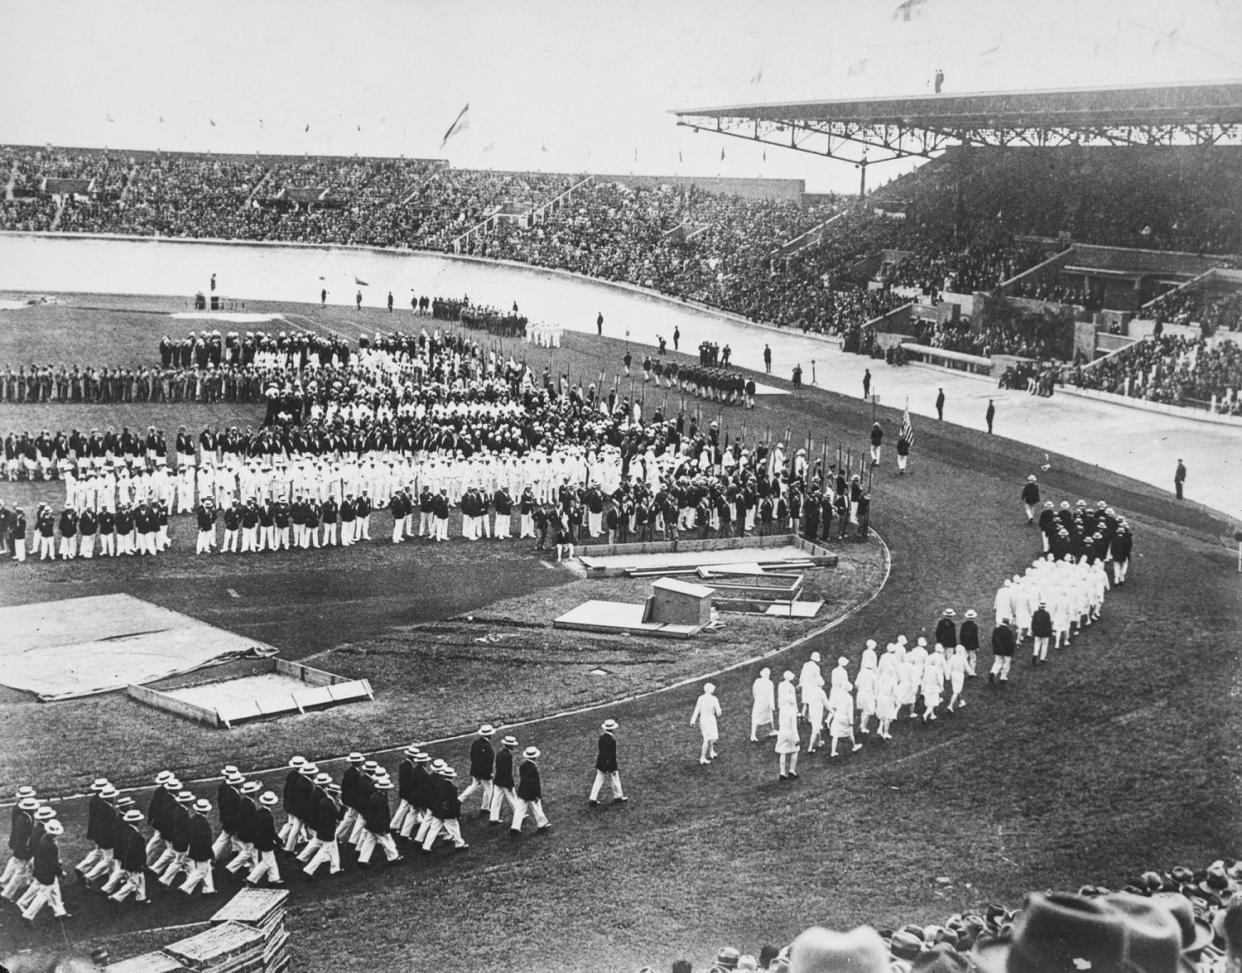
23;531;892;808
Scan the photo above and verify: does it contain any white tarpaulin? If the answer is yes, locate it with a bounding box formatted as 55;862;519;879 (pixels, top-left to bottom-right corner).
0;594;273;701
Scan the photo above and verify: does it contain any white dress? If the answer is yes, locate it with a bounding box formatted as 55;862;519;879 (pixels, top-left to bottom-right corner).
691;693;721;743
775;704;800;754
750;675;775;726
855;667;877;715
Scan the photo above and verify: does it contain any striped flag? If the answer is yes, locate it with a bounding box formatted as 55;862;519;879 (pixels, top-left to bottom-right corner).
440;103;470;148
899;407;915;447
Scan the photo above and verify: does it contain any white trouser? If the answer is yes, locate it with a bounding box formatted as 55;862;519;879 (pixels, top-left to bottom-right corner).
301;838;341;875
493;515;510;539
225;841;256;873
178;858;216;894
335;807;358;841
356;830;400;864
21;879;67;920
109;871;147;902
420;817;465;850
80;534;95;557
245;850;281;884
589;771;625;802
211;829;236;859
1;857;31;898
990;657;1012;680
489;786;518;823
1033;636;1050;661
511;798;549;832
519;513;534;538
459;777;493;812
13;538;25;561
279;815;304;851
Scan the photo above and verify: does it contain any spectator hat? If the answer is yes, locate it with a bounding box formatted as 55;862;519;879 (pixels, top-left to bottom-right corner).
788;925;889;973
259;791;278;806
193;799;212;814
714;946;740;969
501;735;519;748
1151;892;1213;954
910;942;970;973
971;892;1188;973
522;746;541;760
601;719;619;732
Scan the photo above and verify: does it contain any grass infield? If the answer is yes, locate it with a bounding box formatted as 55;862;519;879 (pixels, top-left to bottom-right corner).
0;292;1239;972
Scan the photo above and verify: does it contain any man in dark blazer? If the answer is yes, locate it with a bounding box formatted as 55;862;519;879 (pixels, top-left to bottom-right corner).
511;746;551;836
489;736;520;827
460;724;496;817
989;622;1016;686
588;719;628;806
934;609;957;650
1030;601;1053;666
179;798;217;896
246;792;282;885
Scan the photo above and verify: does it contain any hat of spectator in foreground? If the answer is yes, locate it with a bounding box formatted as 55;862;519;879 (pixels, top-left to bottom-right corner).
889;930;925;961
970;892;1192;973
1150;892;1213;955
714;946;740;969
601;719;619;732
910;943;971;973
788;925;888;973
522;746;541;760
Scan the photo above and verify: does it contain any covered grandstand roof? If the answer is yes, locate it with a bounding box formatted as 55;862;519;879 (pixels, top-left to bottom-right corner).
673;80;1242;166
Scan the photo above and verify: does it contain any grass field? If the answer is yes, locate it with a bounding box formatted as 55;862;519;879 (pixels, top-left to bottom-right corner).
1;291;1239;972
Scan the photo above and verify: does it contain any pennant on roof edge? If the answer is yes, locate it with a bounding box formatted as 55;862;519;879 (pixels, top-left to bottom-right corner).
721;146;726;161
304;123;310;132
210;118;216;127
354;276;369;286
440;103;470;148
892;0;926;21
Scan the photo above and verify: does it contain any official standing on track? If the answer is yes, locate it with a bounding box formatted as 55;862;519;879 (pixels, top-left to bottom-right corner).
588;719;628;806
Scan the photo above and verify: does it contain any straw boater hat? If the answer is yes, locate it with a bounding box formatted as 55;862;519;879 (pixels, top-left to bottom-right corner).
787;926;889;973
404;745;422;758
478;724;495;737
16;786;36;800
193;799;212;814
45;820;64;837
259;792;278;806
90;778;110;792
523;747;541;760
240;781;262;795
501;736;519;748
347;752;364;764
314;773;332;786
300;763;318;777
601;719;619;732
221;765;239;777
288;756;307;769
123;809;144;824
414;752;432;764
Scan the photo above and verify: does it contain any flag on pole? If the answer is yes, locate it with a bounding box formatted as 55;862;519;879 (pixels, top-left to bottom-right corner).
899;406;915;448
209;118;217;127
892;0;926;20
304;123;310;133
440;103;470;148
354;276;369;286
720;146;726;161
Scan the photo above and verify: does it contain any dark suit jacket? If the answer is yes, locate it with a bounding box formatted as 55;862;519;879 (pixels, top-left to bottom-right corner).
596;732;618;773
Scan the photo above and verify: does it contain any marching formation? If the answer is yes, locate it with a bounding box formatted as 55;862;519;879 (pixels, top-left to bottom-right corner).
1;719;635;926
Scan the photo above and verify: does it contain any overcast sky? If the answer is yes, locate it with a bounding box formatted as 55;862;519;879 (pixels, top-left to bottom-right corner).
2;0;1238;193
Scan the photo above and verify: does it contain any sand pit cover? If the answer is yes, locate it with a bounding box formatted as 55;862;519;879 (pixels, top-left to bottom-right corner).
0;594;272;700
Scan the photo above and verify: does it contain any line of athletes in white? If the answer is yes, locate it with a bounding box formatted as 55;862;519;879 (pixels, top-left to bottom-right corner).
685;641;980;780
989;553;1112;678
51;447;632;517
524;321;564;347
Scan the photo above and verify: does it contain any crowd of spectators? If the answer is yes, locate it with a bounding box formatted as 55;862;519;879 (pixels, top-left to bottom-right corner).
3;142;1241;345
1148;287;1242;335
1069;334;1242;410
645;865;1242;973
